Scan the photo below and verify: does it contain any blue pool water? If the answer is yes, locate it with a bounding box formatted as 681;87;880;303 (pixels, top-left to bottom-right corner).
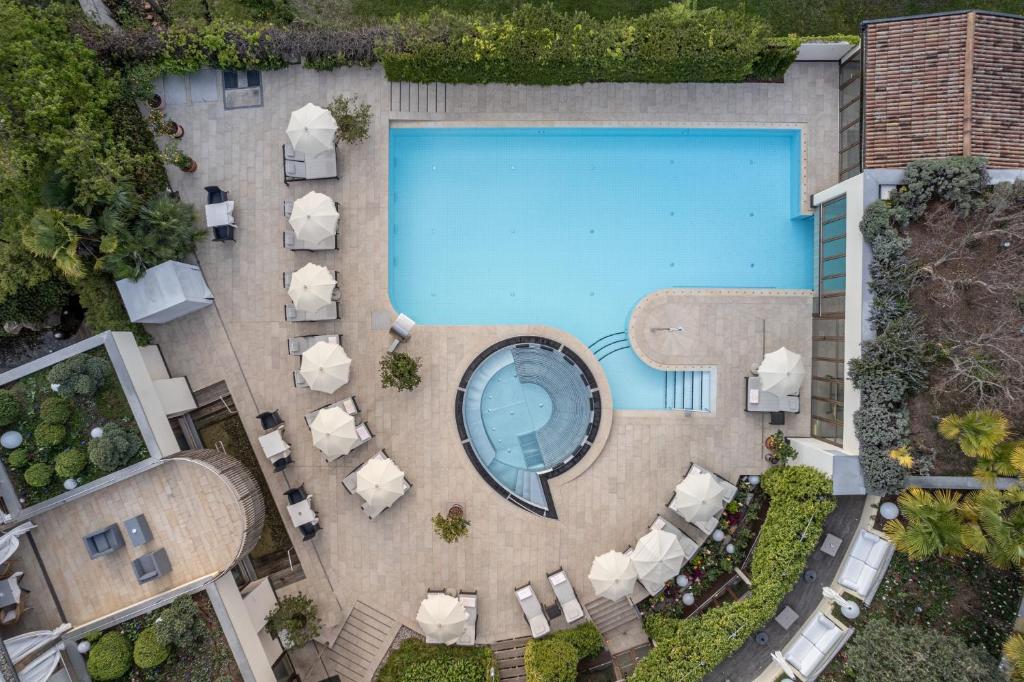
389;127;814;409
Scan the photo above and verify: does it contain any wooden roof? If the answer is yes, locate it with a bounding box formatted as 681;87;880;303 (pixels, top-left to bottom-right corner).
863;11;1024;169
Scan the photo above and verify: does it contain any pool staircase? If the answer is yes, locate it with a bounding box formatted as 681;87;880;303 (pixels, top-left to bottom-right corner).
589;331;631;362
664;370;713;411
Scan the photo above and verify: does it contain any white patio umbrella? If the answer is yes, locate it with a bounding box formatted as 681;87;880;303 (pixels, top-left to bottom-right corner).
286;103;336;155
416;593;468;645
300;341;352;394
632;529;687;594
757;346;805;396
588;550;637;602
355;457;407;510
289;191;339;243
288;263;336;312
670;468;725;523
309;407;357;459
0;521;35;565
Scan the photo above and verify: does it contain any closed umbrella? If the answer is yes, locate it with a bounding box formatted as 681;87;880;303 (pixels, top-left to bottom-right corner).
416;593;468;645
288;263;336;312
670;468;725;524
632;529;686;594
309;407;357;459
588;550;637;601
0;522;34;565
290;191;339;243
286;103;336;155
355;457;407;510
757;347;805;396
300;342;351;394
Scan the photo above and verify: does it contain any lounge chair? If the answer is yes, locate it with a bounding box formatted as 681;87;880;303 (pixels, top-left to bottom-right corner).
288;334;341;356
84;525;124;559
132;548;172;584
284;229;337;251
257;410;283;430
354;422;374;449
342;450;387;494
457;591;478;646
341;395;360;416
547;569;585;623
514;583;550;638
837;529;894;605
285;302;339;322
782;613;854;681
649;515;700;560
293;371;308;389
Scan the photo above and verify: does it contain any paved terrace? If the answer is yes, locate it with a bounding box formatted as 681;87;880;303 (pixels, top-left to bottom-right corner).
151;62;838;675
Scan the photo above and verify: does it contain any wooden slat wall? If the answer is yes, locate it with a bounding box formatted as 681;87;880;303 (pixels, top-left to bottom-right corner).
970;14;1024;167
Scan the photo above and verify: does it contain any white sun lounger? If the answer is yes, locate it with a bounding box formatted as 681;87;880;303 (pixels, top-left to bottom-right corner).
515;584;550;638
547;569;585;624
457;591;478;646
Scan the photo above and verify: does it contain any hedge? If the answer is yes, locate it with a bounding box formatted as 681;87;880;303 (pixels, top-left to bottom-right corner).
524;622;604;682
378;639;494;682
79;5;855;83
631;466;836;681
848;156;989;495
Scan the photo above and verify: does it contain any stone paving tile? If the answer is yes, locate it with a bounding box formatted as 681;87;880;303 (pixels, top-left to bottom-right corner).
150;63;836;648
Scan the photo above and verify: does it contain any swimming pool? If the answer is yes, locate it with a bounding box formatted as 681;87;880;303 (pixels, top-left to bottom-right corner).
389;127;814;409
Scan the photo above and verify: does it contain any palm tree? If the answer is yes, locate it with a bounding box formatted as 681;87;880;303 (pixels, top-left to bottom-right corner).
21;208;96;280
973;438;1024;486
883;488;965;560
959;488;1024;570
1004;633;1024;681
938;410;1010;458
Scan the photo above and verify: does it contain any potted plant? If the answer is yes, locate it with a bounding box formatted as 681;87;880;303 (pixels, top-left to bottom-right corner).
764;430;787;452
380;351;421;391
147;110;184;139
265;593;322;649
148;93;164;110
327;94;372;144
432;505;470;543
172;151;197;173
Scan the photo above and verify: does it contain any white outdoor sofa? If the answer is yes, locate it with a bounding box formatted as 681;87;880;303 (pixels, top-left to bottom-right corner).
836;529;895;605
514;583;550;638
782;612;855;681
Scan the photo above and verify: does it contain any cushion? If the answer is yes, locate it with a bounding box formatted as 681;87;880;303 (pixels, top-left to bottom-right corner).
838;558;877;596
849;530;880;563
865;535;891;567
785;636;821;677
528;615;550;637
563;600;584;623
802;614;835;643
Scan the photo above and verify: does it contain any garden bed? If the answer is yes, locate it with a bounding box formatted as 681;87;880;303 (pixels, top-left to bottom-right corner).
82;592;241;681
0;349;148;506
376;637;496;682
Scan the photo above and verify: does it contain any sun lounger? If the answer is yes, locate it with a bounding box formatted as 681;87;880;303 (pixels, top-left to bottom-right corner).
650;515;699;559
837;529;894;605
341;395;360;416
284;229;337;251
293;371;308;389
782;613;854;681
514;583;550;638
547;569;585;624
288;334;341;356
342;450;388;494
285;302;339;322
457;591;478;646
354;422;374;449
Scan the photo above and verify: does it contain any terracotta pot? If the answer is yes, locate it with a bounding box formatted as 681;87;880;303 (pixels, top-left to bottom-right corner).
169;122;184;138
448;504;464;519
178;158;197;173
148;94;164;110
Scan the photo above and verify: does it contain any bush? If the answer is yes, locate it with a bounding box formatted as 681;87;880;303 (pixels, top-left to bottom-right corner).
76;273;151;344
88;422;143;472
153;596;206;648
380;351;421;391
843;619;1000;681
34;423;66;449
632;466;835;682
46;354;112;398
265;593;321;649
6;449;30;470
0;390;20;427
327;94;372;144
133;627;170;669
24;462;53;488
432;511;470;543
400;658;486;682
87;632;132;681
39;396;73;425
379;639;493;682
524;638;577;682
55;448;87;479
0;278;69;326
550;622;603;660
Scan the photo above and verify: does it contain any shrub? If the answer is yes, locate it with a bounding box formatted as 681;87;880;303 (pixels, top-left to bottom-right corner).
39;396;73;424
0;278;69;326
632;466;835;682
524;638;577;682
265;593;321;649
550;622;603;660
46;354;112;398
400;658;486;682
133;627;170;669
0;390;21;427
327;94;372;144
34;423;66;449
153;596;206;648
76;273;150;344
55;448;87;479
24;462;53;488
87;632;132;681
432;511;470;543
6;449;30;470
380;351;421;391
88;422;143;472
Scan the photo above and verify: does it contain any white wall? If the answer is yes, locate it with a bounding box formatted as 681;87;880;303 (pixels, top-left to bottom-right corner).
110;332;182;457
211;574;279;682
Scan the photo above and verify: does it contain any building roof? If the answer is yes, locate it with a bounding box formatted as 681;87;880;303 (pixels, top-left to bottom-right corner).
862;11;1024;169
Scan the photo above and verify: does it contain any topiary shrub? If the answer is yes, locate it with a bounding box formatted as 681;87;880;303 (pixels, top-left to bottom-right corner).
55;448;87;479
87;631;132;681
88;422;142;472
34;422;66;449
46;354;112;398
265;593;321;649
24;462;53;488
38;396;73;424
6;449;30;470
0;389;21;427
133;627;169;669
524;638;577;682
153;596;205;648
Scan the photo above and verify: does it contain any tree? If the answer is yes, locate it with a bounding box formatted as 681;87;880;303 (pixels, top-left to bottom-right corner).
883;488;965;560
959;488;1024;570
22;208;97;280
380;352;421;391
1005;632;1024;681
327;95;372;144
265;594;321;649
938;409;1010;458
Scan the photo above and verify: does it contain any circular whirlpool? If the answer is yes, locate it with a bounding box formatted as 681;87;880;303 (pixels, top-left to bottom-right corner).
456;337;601;517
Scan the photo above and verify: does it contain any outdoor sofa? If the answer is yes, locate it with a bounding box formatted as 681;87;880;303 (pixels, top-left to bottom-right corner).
836;529;894;605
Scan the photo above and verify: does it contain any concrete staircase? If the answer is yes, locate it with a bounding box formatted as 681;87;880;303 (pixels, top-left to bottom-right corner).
492;636;530;681
584;597;649;654
318;601;399;682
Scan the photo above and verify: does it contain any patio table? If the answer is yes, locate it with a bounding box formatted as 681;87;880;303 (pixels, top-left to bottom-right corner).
205;201;235;227
258;428;289;460
287;498;316;528
0;574;23;608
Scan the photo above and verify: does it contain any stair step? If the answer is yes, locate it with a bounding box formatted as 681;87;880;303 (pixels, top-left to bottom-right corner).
321;601;399;682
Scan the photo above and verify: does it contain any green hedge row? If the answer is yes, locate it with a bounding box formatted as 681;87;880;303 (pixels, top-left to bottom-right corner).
631;466;836;681
81;4;856;84
524;622;603;682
